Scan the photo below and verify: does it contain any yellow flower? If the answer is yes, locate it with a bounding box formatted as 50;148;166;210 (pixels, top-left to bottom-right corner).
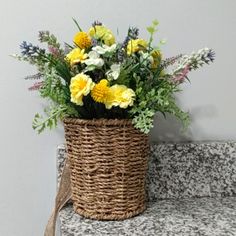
151;50;162;69
91;79;110;103
91;80;135;109
127;39;147;55
73;32;92;49
89;25;115;46
105;85;135;109
70;73;95;105
66;48;88;66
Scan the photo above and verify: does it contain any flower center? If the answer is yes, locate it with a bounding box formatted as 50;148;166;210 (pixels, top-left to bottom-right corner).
78;80;87;90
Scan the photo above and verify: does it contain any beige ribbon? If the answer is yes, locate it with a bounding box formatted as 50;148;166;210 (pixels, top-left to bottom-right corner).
44;158;72;236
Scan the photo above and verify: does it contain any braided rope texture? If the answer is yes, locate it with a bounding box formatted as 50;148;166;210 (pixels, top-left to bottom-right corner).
63;118;149;220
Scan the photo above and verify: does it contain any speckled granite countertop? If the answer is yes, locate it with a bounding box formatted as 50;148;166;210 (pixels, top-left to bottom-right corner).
148;142;236;201
57;142;236;236
59;197;236;236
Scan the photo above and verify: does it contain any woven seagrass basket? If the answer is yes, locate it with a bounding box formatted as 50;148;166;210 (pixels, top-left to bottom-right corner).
63;118;149;220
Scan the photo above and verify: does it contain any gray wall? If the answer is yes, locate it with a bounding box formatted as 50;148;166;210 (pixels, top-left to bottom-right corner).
0;0;235;235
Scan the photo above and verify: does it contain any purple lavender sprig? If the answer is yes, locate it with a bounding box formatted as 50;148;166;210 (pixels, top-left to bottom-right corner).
128;27;139;40
168;48;215;83
24;73;43;80
48;46;60;57
172;65;190;84
28;81;44;91
160;54;183;68
122;27;139;48
18;41;50;72
117;26;140;62
180;48;215;71
201;49;215;64
20;41;45;56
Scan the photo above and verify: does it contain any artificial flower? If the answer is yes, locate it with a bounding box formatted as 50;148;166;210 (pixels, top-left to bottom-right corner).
73;32;92;49
92;44;117;55
70;73;95;105
127;39;147;55
91;80;135;109
66;48;88;66
14;20;215;134
139;51;154;66
91;79;110;103
151;50;162;69
89;25;115;46
84;51;104;69
105;85;135;109
106;64;121;80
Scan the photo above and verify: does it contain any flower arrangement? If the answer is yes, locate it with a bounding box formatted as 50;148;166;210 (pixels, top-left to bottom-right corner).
13;19;215;133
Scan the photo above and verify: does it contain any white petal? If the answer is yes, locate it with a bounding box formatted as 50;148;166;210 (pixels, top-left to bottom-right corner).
111;63;120;72
92;46;106;54
88;51;99;59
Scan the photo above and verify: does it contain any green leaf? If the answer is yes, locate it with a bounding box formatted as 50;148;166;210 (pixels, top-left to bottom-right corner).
131;108;155;134
64;42;74;50
32;105;68;133
72;18;83;32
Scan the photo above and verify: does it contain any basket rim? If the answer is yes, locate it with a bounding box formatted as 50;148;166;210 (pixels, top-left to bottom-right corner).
63;118;134;126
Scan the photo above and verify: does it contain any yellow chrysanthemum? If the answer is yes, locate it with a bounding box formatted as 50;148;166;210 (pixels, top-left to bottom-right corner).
89;25;115;46
127;39;147;55
70;73;95;106
73;32;92;49
91;80;135;109
151;50;162;69
105;85;136;109
66;48;88;66
91;79;110;103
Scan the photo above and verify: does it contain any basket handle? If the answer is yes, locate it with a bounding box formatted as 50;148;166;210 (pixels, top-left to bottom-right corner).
44;157;72;236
